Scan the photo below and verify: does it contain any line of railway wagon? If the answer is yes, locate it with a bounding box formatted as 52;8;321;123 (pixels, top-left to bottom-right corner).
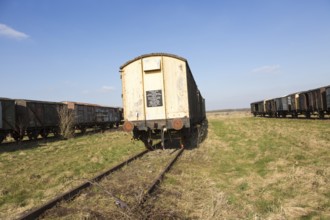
250;85;330;118
0;98;122;143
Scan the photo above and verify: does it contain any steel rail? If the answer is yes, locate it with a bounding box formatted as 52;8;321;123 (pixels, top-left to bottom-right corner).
17;149;149;220
139;148;184;205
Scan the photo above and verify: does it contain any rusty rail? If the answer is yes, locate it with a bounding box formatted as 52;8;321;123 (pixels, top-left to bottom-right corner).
17;149;149;220
139;148;184;205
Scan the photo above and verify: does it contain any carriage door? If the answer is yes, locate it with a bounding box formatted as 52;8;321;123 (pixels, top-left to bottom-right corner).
142;57;166;121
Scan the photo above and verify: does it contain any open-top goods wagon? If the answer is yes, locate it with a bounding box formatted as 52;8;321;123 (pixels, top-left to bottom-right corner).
0;98;64;142
64;101;121;132
120;53;206;149
250;100;265;117
0;99;122;143
14;99;65;140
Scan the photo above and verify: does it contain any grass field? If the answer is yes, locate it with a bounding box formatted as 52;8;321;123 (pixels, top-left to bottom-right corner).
0;130;145;219
155;111;330;219
1;112;329;219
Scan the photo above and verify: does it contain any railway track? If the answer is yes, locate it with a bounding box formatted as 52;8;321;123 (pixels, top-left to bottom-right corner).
17;146;184;219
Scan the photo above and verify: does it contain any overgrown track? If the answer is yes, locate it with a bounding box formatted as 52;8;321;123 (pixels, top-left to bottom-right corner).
139;148;184;206
17;149;149;220
23;147;184;219
17;146;184;219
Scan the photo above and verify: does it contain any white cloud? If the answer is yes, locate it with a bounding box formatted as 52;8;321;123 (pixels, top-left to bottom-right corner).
100;86;115;93
252;65;280;74
0;23;29;40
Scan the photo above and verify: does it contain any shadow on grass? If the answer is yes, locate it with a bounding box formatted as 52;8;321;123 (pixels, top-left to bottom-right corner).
0;137;63;153
0;127;122;153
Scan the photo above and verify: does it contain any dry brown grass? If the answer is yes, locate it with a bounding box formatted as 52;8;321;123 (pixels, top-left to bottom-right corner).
207;110;251;119
2;111;329;219
58;106;74;139
152;111;330;219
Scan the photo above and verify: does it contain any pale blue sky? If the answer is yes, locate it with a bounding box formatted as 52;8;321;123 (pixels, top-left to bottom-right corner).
1;0;329;110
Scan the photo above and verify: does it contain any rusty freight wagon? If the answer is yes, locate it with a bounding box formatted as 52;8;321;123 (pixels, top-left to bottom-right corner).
250;100;265;116
95;106;121;128
0;98;16;143
64;102;121;132
274;97;289;117
251;85;330;118
309;86;329;118
120;53;206;149
265;99;276;117
286;93;300;117
14;99;65;140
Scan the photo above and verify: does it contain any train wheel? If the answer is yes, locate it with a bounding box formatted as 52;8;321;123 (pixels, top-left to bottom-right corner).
28;130;39;140
34;130;39;139
41;129;49;138
181;128;194;148
12;131;23;141
27;133;33;140
53;129;60;137
80;127;86;134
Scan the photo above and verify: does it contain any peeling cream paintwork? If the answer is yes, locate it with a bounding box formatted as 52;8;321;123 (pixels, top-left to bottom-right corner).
121;55;189;122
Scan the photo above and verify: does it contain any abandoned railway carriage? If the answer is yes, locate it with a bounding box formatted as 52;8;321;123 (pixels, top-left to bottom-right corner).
120;53;206;149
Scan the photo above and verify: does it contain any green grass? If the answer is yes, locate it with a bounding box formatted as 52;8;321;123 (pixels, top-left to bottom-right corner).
1;112;330;219
155;113;330;219
209;117;329;211
0;130;145;219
